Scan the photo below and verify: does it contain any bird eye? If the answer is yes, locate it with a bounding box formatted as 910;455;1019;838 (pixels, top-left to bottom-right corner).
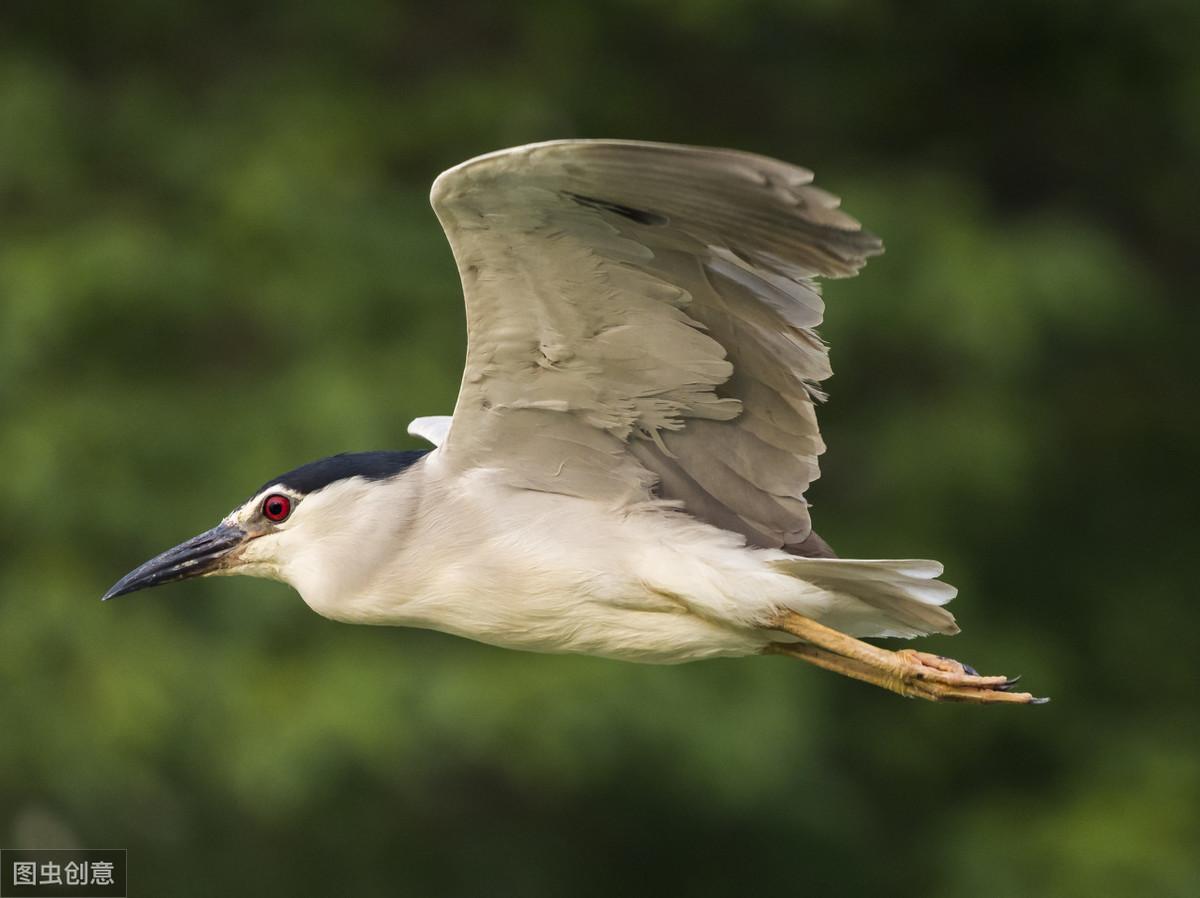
261;493;292;523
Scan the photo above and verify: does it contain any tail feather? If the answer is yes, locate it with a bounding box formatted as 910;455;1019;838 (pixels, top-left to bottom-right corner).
772;557;959;639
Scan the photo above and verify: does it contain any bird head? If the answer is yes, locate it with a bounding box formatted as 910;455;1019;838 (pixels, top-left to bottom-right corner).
102;451;428;604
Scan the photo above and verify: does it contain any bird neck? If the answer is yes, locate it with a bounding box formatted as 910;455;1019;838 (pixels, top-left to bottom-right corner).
279;465;432;623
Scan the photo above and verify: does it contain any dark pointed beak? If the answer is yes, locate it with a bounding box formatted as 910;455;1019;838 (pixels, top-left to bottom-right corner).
101;522;249;601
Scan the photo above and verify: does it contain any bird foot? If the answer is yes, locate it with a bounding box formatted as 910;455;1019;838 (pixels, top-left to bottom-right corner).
766;612;1047;705
887;648;1045;703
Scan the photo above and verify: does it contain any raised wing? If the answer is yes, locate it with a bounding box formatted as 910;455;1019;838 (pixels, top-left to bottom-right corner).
430;140;881;551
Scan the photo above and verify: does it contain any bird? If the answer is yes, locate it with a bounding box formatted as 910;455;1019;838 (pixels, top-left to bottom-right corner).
103;139;1045;704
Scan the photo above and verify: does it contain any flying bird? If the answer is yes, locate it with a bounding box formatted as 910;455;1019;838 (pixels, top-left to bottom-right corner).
104;140;1044;704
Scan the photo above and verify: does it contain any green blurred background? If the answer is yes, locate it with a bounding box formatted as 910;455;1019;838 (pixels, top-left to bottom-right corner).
2;2;1197;895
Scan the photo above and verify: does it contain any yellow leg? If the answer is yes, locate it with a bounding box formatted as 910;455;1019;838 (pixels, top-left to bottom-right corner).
766;611;1047;704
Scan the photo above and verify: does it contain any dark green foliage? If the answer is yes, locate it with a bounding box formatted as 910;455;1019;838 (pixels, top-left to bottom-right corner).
1;2;1197;895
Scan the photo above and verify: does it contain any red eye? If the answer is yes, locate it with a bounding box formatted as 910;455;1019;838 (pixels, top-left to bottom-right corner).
262;493;292;523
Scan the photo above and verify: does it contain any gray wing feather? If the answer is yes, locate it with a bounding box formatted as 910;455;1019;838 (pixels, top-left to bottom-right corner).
430;140;881;549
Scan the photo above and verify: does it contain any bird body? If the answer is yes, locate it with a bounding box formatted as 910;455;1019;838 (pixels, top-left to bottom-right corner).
259;447;961;664
252;454;822;661
105;140;1044;703
290;457;778;661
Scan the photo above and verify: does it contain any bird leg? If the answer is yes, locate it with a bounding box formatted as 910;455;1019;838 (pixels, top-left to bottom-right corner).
765;611;1046;704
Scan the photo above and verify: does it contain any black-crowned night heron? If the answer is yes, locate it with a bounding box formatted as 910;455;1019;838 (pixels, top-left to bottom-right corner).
104;140;1045;704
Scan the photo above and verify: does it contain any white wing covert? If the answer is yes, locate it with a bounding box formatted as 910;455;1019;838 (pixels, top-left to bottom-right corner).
430;140;881;551
407;416;452;447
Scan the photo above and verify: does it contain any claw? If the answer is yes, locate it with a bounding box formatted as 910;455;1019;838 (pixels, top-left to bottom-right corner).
942;656;981;676
999;675;1022;691
1031;696;1051;705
